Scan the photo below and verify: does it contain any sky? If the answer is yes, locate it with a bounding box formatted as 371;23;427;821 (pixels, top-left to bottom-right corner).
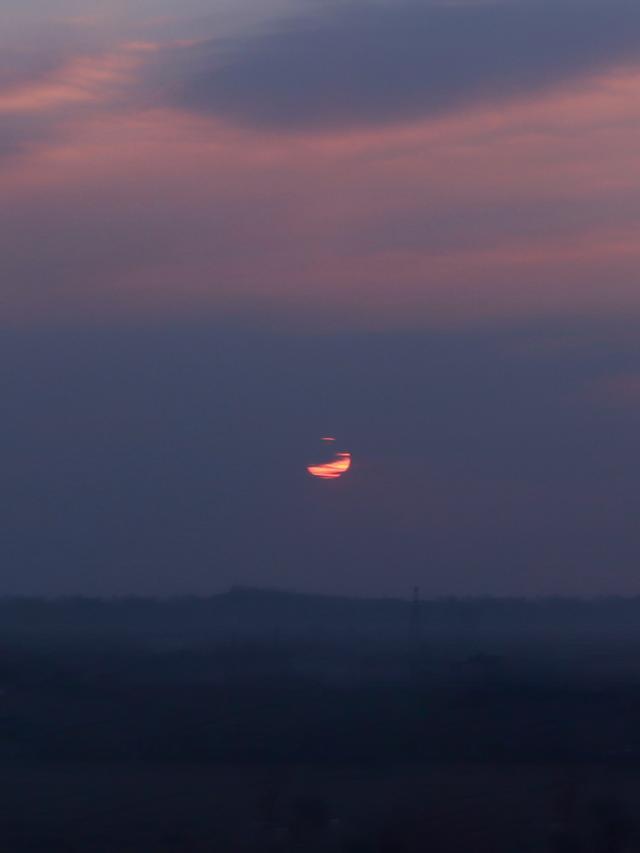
3;0;640;597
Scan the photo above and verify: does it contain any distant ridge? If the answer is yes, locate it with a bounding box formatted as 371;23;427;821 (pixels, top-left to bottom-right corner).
1;589;640;636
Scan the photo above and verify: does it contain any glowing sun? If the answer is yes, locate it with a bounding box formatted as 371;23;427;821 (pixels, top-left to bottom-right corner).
307;437;352;479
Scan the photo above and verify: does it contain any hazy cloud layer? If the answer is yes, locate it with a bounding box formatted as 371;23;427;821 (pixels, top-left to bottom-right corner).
0;48;64;91
4;321;640;596
159;0;640;129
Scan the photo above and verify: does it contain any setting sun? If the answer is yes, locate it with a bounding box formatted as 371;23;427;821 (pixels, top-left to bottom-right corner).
307;449;352;479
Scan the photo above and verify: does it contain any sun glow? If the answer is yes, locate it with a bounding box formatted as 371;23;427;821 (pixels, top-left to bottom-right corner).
307;451;352;480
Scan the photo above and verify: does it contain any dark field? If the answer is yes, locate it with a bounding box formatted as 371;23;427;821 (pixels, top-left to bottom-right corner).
2;590;640;851
1;763;638;852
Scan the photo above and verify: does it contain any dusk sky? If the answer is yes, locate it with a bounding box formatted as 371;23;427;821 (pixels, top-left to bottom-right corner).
4;0;640;597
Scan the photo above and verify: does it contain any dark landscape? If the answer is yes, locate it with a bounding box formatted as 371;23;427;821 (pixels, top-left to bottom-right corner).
1;589;640;851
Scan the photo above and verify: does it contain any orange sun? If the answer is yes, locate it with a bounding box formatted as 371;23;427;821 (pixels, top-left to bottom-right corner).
307;438;352;479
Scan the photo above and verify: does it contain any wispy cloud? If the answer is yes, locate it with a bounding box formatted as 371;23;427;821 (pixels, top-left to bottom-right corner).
0;41;155;161
151;0;640;129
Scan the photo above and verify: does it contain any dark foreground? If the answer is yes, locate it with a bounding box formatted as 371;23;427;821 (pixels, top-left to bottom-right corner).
0;763;637;852
2;590;640;851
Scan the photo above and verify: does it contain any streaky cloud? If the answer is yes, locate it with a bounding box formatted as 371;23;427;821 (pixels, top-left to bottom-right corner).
155;0;640;129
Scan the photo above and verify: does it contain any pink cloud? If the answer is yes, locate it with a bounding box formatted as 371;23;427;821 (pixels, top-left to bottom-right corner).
2;55;640;330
